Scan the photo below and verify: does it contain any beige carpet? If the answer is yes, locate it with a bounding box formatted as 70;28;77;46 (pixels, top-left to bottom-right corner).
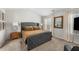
0;38;78;51
0;39;22;51
29;38;79;51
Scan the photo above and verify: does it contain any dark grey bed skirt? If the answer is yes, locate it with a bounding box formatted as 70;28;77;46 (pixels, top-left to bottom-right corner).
25;32;52;50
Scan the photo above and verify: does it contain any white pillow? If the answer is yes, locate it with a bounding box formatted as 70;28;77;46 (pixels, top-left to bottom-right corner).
0;30;6;48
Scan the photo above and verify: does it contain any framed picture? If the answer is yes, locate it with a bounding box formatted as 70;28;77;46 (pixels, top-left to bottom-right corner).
54;16;63;28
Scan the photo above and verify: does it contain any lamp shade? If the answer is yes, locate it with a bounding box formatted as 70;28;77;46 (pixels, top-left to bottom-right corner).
13;22;18;26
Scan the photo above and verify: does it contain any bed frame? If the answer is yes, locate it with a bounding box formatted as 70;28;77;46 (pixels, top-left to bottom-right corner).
21;22;52;50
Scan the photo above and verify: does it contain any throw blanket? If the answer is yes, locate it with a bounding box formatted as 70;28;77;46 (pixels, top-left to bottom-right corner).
22;30;46;41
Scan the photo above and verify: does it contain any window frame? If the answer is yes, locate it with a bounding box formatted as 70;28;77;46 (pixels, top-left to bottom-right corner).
0;11;5;30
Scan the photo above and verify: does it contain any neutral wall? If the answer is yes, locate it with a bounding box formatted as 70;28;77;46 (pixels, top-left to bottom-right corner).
42;13;66;40
5;9;41;23
5;9;42;39
53;12;66;40
42;11;79;44
52;11;76;42
42;11;72;42
42;12;67;40
14;10;41;23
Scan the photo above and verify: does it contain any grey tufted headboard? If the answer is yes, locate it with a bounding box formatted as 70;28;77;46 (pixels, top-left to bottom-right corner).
21;22;39;27
21;22;39;37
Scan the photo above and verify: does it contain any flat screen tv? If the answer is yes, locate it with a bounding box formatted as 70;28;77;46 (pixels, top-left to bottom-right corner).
74;17;79;30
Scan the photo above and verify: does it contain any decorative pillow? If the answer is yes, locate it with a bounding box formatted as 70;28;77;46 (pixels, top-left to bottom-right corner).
22;26;33;31
33;26;41;30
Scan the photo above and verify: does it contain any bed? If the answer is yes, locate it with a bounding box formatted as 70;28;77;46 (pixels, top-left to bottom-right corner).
21;22;52;50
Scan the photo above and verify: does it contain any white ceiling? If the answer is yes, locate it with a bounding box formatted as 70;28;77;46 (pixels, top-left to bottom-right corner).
4;8;54;16
29;8;53;16
29;8;79;16
4;8;79;16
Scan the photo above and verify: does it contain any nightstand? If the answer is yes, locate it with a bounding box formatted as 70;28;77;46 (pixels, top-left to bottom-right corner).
10;32;21;40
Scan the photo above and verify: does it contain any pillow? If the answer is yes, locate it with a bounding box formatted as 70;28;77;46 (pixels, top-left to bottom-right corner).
33;26;41;30
22;26;33;31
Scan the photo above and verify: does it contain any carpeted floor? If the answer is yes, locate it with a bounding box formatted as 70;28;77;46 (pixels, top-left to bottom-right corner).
0;39;22;51
30;38;79;51
1;37;78;51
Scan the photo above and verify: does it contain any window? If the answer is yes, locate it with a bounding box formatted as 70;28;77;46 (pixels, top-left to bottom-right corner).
0;11;5;30
43;17;52;31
